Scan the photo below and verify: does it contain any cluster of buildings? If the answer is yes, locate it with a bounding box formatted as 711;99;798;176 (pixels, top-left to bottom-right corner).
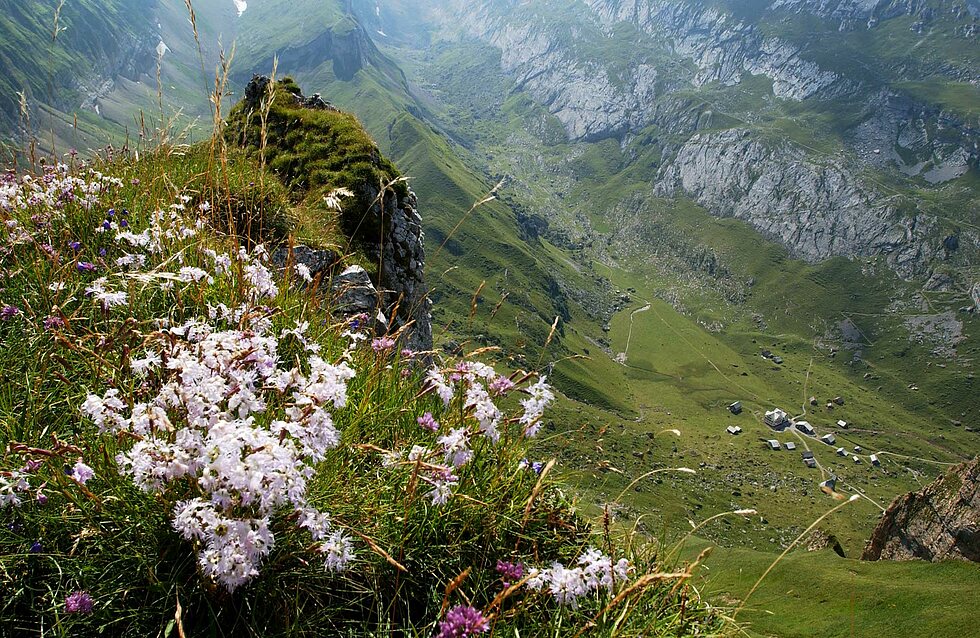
726;404;882;470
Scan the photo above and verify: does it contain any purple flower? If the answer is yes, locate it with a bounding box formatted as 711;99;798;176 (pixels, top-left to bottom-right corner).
98;248;106;257
76;262;96;273
417;412;439;432
22;460;43;473
36;491;48;505
120;219;128;228
371;337;396;352
1;305;21;321
71;461;94;485
348;313;369;330
30;541;42;553
488;376;515;396
437;605;489;638
106;209;115;217
519;459;545;474
101;220;111;230
65;591;94;614
43;316;66;331
401;348;416;359
496;560;524;586
131;179;140;186
68;241;82;251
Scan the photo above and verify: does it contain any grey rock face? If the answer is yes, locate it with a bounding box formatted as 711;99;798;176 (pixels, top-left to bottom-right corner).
332;265;390;334
441;3;664;141
358;185;432;352
863;456;980;563
589;0;854;101
852;91;978;183
271;245;340;279
270;190;432;352
656;128;939;277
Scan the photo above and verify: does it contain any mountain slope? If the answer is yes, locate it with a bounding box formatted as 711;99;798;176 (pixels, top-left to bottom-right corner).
375;0;979;281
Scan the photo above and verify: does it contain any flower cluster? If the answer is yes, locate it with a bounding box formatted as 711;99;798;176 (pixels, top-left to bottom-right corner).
70;211;360;591
380;362;557;507
0;163;121;217
526;548;633;608
436;605;490;638
81;307;357;590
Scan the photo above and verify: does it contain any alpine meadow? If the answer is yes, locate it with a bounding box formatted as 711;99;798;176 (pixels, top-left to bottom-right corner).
1;1;978;637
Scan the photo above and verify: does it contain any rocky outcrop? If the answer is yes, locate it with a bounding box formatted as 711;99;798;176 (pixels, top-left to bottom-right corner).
589;0;855;101
237;77;432;352
655;128;939;277
851;90;978;183
364;186;432;352
862;456;980;562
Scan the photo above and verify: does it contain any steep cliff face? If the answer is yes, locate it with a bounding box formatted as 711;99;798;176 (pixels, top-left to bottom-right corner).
863;456;980;562
656;128;939;276
415;0;978;280
589;0;855;101
0;0;157;131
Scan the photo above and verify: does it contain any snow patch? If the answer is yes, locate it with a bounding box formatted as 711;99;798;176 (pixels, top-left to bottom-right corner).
233;0;247;16
156;40;170;58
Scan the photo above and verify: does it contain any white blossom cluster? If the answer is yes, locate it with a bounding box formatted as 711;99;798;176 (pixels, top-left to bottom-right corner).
0;163;121;217
387;362;556;506
526;547;633;608
81;312;358;590
0;472;30;508
72;207;359;591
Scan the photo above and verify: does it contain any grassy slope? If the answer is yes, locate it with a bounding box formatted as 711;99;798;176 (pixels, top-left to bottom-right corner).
2;3;977;635
682;539;980;638
352;21;980;637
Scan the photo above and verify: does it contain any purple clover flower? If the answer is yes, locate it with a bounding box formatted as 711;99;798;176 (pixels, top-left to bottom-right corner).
495;560;524;587
68;241;82;251
1;305;21;321
76;262;97;273
371;337;396;352
417;412;439;432
65;591;94;614
43;316;66;331
437;605;489;638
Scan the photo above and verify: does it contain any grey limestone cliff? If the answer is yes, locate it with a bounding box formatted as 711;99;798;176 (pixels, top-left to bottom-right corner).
863;456;980;562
